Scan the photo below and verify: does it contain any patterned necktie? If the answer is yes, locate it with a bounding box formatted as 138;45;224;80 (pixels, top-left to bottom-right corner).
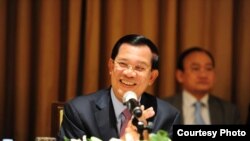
194;101;205;124
120;108;132;137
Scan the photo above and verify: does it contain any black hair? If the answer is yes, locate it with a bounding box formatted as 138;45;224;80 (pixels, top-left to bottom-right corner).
111;34;159;70
177;47;215;71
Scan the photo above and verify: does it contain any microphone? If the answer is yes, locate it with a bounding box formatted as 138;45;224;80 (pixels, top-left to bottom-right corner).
122;91;142;118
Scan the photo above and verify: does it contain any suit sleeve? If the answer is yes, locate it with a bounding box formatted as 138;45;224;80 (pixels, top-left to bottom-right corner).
57;102;87;140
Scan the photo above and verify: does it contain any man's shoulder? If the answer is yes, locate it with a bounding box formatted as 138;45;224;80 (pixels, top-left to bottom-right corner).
66;88;110;105
209;94;238;108
163;93;182;104
141;93;179;112
157;97;180;113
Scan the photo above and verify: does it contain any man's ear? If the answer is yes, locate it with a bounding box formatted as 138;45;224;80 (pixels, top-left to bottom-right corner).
108;59;114;74
176;70;184;83
148;70;159;86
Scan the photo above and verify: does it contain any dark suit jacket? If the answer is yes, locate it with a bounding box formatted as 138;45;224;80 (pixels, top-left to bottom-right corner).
164;93;242;124
58;88;180;141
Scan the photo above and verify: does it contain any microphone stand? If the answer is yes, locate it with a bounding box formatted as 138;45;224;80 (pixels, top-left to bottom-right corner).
132;117;153;141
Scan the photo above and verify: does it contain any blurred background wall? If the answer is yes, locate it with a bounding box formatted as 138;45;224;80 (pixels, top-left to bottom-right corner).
0;0;249;140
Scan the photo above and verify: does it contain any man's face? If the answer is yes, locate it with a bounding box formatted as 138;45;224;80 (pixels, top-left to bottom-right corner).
108;43;158;102
176;52;215;95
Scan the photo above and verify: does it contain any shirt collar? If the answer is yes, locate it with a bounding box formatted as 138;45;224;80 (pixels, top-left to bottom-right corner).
110;88;127;118
183;90;209;107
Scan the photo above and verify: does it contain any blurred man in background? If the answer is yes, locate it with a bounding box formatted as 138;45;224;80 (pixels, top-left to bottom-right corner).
165;47;242;125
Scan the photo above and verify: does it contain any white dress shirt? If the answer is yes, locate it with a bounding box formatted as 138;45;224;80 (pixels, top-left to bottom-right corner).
182;90;211;125
110;88;127;133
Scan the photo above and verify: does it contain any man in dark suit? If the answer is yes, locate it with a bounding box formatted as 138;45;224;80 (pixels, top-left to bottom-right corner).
58;34;180;141
165;47;241;125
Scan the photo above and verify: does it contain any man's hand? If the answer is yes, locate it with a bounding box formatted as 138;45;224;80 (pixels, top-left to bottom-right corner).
120;106;155;141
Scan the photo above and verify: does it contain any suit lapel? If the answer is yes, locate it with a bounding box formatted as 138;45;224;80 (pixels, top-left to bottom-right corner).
94;90;118;140
209;96;223;124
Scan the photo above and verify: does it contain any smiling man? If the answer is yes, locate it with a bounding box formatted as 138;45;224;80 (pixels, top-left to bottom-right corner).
165;47;242;125
58;34;180;141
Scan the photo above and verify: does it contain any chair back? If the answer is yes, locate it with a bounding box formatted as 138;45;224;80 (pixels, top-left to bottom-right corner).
51;102;64;137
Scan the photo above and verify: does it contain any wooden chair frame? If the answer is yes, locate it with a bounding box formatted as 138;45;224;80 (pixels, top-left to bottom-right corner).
51;102;64;137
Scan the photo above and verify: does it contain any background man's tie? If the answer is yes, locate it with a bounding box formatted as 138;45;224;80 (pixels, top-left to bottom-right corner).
120;108;132;137
194;101;205;124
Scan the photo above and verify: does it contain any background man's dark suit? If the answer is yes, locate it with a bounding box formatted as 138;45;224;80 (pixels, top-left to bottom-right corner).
165;93;242;124
58;88;180;141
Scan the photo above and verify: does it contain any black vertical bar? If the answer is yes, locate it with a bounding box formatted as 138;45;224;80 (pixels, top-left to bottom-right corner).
157;0;168;96
231;0;240;104
3;0;18;139
175;0;182;93
28;0;40;140
58;0;69;101
76;0;87;96
98;0;107;89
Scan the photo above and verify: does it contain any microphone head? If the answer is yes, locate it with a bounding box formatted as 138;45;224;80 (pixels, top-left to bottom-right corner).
123;91;142;118
123;91;137;103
